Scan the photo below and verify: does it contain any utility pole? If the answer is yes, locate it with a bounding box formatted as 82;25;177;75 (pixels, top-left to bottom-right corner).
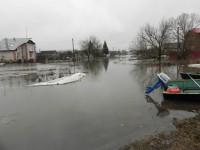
72;38;75;61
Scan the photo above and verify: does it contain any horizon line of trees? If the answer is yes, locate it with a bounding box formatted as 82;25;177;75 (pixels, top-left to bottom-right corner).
37;12;200;62
37;38;111;62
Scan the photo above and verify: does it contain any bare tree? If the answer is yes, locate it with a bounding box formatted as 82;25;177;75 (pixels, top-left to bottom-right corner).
129;37;148;57
80;35;102;61
130;37;148;51
171;13;200;59
137;19;172;62
132;12;200;61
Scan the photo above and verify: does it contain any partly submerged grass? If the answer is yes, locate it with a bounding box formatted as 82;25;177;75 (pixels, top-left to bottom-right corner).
120;112;200;150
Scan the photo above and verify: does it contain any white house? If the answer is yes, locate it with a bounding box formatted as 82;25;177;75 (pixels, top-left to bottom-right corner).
0;38;36;63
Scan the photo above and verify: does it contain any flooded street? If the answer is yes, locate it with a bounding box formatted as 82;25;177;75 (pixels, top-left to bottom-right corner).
0;57;198;150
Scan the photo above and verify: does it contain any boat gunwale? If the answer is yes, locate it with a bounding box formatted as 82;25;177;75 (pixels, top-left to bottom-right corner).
162;79;200;95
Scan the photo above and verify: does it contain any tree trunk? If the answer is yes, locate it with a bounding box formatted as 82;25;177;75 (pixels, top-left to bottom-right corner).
87;55;90;62
157;48;161;62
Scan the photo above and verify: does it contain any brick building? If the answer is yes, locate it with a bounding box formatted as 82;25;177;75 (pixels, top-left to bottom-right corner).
185;28;200;59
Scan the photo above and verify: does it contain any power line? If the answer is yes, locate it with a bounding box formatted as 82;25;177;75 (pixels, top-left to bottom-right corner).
35;38;131;50
36;39;131;44
36;40;72;43
108;42;131;44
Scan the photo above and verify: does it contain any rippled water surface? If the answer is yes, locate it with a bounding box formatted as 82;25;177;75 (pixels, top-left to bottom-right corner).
0;57;198;150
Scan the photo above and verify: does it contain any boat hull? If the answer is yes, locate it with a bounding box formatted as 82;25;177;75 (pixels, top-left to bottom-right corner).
162;79;200;101
163;92;200;101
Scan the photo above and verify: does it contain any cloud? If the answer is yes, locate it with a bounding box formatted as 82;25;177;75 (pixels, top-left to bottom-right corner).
1;0;200;50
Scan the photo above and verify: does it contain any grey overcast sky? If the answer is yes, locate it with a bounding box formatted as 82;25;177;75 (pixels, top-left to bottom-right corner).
1;0;200;51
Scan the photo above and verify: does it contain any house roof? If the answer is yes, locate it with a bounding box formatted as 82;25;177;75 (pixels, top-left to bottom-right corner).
0;38;35;51
40;50;57;54
191;28;200;33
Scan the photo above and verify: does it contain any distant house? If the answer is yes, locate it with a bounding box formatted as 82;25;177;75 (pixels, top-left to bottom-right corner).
0;38;36;63
185;28;200;59
165;28;200;60
164;43;183;60
36;50;59;63
164;43;180;51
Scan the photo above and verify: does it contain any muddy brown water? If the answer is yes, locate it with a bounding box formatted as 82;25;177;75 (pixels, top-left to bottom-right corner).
0;58;198;150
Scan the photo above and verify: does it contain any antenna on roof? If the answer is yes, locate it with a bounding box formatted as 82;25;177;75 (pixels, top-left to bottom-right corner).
25;27;27;38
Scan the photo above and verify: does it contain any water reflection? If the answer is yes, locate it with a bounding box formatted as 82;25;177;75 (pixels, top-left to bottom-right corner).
103;58;109;71
0;59;110;88
146;94;200;116
81;59;108;78
0;113;19;126
145;95;170;118
0;58;199;150
130;61;179;92
2;58;199;95
161;100;200;112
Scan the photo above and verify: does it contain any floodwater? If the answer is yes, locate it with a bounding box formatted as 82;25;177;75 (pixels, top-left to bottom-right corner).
0;57;199;150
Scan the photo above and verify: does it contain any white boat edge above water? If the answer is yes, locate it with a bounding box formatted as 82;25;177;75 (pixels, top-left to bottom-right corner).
29;73;86;87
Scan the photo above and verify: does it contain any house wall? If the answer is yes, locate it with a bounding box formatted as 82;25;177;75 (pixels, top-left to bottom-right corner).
22;44;27;61
27;43;36;60
168;51;177;60
0;51;15;61
16;46;22;60
188;50;200;59
16;43;36;62
185;31;200;51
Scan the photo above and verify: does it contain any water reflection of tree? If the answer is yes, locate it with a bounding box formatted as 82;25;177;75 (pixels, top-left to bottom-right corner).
146;97;200;119
130;60;183;91
0;60;108;87
102;58;109;71
81;60;105;78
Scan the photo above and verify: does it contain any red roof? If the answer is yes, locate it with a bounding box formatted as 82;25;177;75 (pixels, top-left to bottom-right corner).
191;28;200;33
